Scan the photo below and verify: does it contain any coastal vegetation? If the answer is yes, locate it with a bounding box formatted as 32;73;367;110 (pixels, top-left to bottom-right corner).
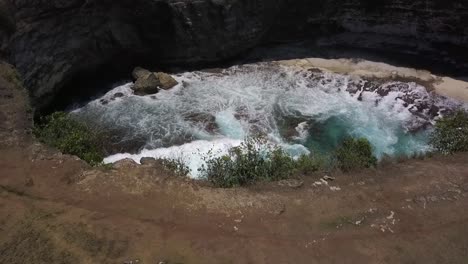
430;110;468;154
335;137;378;172
34;112;104;165
34;109;468;187
199;137;376;188
199;138;325;188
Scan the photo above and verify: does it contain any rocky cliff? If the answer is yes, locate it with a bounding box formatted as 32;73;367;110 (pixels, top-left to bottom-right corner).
2;0;468;110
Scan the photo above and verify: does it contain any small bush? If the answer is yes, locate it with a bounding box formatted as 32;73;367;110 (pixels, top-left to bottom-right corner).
295;153;328;175
335;137;377;172
200;138;324;188
34;112;104;165
430;110;468;154
161;157;190;177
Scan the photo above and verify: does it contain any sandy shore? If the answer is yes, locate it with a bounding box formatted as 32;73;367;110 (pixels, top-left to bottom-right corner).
278;58;468;103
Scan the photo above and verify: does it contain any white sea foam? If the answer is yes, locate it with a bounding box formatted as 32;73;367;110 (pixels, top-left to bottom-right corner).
72;62;463;178
104;138;243;177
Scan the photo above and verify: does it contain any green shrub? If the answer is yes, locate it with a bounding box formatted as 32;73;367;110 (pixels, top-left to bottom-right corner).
430;110;468;154
335;137;377;172
295;153;328;175
161;157;190;177
34;112;104;165
200;138;324;188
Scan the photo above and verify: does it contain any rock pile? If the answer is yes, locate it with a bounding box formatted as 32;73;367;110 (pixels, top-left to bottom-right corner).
131;67;179;95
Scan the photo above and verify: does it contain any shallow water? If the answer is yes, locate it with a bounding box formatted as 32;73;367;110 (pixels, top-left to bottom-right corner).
72;63;462;178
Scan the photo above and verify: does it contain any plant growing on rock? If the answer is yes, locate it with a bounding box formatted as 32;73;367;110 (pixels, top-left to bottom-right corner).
430;110;468;154
335;137;377;172
34;112;104;165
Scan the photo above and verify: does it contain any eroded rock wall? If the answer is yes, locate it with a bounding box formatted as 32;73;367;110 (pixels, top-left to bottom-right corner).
6;0;279;109
2;0;468;110
269;0;468;64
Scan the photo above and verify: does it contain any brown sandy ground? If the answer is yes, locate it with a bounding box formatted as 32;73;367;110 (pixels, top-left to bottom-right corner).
1;62;468;264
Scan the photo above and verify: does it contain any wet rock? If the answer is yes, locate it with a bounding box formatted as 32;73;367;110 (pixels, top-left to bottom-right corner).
156;72;178;90
131;67;178;94
132;67;151;81
111;92;125;100
183;112;219;133
140;157;157;165
133;73;161;95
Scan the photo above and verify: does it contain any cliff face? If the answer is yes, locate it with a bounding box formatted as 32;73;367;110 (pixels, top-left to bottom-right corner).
2;0;468;109
269;0;468;62
5;0;280;109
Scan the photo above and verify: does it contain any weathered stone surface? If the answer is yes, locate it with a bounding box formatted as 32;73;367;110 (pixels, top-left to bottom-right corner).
4;0;277;109
133;73;161;95
131;68;178;94
2;0;468;109
140;157;157;165
132;67;151;81
155;72;178;90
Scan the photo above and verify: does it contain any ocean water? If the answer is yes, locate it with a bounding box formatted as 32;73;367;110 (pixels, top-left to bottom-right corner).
71;63;461;178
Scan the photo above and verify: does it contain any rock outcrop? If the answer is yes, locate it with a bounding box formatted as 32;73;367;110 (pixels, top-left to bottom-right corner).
131;67;178;95
133;73;161;95
156;72;178;90
2;0;468;110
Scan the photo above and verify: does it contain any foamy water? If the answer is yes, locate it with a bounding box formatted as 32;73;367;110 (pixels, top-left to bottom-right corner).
72;63;463;178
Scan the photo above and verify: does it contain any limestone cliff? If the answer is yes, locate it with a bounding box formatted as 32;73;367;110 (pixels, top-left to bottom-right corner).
2;0;468;110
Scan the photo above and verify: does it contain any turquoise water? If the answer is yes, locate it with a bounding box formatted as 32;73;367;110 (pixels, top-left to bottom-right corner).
290;116;430;157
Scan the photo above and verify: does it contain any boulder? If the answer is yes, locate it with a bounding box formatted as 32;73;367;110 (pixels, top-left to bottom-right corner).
131;68;178;94
132;73;161;95
140;157;157;165
132;67;151;81
155;72;178;90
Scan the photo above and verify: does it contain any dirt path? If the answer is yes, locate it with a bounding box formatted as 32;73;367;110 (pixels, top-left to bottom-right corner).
1;62;468;264
1;142;467;264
